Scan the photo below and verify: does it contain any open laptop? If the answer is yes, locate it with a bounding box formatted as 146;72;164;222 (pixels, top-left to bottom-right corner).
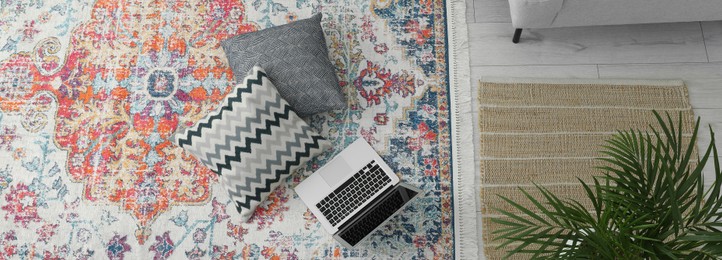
295;138;421;248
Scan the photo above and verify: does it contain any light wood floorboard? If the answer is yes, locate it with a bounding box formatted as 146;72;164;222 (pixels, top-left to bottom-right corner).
598;62;722;79
473;65;599;79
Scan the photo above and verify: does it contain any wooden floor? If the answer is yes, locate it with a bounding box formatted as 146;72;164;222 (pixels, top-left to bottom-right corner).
466;0;722;256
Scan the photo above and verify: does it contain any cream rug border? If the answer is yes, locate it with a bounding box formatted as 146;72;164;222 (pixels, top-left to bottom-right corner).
447;0;479;259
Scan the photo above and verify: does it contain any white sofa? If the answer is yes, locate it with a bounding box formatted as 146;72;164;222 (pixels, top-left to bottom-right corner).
508;0;722;43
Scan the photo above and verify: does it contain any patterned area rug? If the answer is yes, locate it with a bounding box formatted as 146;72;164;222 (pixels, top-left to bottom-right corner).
0;0;476;258
476;78;695;259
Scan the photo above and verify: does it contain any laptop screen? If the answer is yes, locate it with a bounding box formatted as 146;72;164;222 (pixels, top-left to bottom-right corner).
336;185;419;246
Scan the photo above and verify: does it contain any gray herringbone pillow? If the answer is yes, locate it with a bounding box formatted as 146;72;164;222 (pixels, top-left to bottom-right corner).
221;13;345;118
175;66;331;222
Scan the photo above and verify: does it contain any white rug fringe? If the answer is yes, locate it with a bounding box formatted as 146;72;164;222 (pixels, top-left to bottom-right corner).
446;0;479;259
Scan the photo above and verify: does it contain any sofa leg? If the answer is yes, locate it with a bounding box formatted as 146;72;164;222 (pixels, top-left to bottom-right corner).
512;28;522;44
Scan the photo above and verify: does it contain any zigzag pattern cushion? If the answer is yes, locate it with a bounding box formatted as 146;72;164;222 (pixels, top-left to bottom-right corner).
174;66;331;222
221;13;345;117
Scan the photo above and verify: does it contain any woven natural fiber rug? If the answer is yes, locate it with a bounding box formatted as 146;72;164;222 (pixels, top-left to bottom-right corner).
477;78;696;259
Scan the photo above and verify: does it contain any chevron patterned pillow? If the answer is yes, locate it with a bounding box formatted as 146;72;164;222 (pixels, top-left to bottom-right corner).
174;66;331;222
221;13;345;118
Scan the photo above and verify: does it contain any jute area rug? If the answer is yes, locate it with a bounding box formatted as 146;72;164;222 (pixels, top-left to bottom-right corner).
477;78;696;259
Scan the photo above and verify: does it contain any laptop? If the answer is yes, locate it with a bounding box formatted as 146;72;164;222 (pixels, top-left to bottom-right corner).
295;138;421;248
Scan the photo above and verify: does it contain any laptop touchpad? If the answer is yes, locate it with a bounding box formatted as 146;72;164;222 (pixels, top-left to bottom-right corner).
319;158;352;187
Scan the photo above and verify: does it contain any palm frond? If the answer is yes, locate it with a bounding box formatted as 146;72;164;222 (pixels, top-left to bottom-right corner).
491;111;722;259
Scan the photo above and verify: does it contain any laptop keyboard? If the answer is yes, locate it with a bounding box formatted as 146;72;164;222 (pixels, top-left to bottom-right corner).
316;160;392;226
337;187;407;246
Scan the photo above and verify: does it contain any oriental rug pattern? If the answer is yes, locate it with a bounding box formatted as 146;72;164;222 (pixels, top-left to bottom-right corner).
0;0;472;258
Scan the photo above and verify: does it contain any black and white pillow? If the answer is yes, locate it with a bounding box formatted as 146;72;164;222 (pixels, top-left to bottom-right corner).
174;66;331;221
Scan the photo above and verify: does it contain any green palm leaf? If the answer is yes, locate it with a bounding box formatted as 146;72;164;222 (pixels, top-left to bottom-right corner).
492;111;722;259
